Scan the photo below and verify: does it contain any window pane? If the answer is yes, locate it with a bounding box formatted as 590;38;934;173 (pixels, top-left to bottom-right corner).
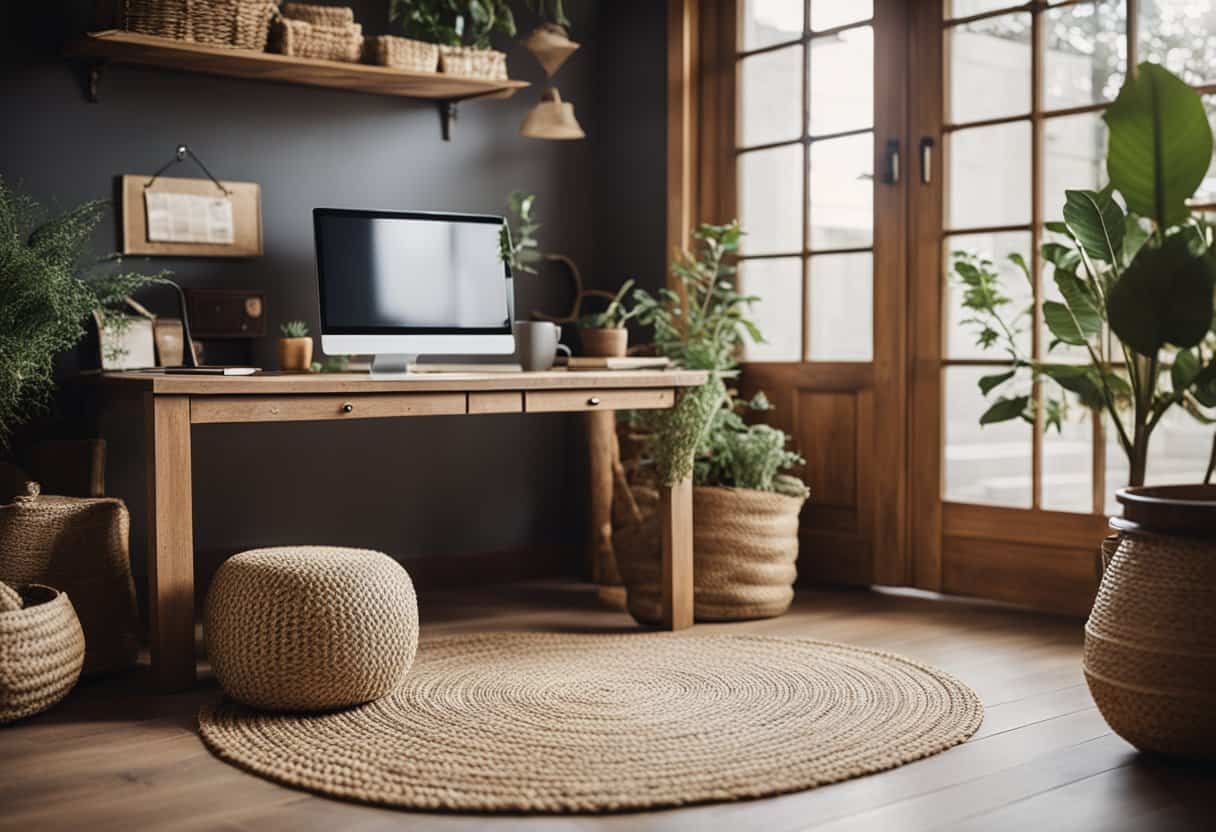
944;366;1033;507
1042;407;1093;513
948;122;1032;228
1043;0;1127;110
742;0;803;52
739;258;803;361
1042;111;1108;222
809;133;873;249
1139;0;1216;86
810;0;872;31
807;253;872;360
944;232;1033;360
948;0;1022;18
808;26;873;135
739;145;803;255
741;45;803;147
948;13;1031;124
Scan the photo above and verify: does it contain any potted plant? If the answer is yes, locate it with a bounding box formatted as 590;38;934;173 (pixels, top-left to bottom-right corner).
950;62;1216;759
0;180;167;448
388;0;516;79
578;278;641;357
278;320;314;372
521;0;578;77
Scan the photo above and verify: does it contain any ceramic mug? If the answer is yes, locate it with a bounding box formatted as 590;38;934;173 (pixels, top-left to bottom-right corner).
515;321;571;371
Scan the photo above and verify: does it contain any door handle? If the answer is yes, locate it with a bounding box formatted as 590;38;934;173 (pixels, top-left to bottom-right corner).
883;139;900;185
919;137;935;185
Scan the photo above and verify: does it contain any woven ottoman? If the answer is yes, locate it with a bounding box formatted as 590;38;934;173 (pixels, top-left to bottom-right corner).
204;547;418;712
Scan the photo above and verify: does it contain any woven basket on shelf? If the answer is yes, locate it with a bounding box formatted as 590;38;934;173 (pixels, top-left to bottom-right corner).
1084;485;1216;760
363;35;439;73
280;2;352;26
270;17;363;62
616;485;807;624
0;583;85;725
0;483;139;675
439;45;508;80
123;0;279;50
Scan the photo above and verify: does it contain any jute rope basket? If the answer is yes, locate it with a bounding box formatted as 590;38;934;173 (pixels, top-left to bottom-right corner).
123;0;279;50
439;45;508;80
0;583;85;724
364;35;439;73
616;485;807;623
1084;523;1216;760
269;16;363;62
0;483;139;675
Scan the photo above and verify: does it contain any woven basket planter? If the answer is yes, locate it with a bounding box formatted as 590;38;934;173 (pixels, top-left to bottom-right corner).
281;2;353;27
0;484;139;675
439;45;508;80
270;17;363;62
363;35;439;73
0;583;85;724
1084;485;1216;760
616;485;807;624
123;0;278;50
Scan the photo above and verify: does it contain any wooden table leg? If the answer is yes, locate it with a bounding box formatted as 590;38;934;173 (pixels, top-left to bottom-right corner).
145;394;196;691
660;475;694;630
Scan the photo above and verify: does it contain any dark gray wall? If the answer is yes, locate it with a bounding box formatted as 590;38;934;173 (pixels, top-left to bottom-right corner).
1;1;668;584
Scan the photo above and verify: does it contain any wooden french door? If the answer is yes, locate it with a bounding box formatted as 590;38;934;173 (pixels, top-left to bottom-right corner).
717;0;911;587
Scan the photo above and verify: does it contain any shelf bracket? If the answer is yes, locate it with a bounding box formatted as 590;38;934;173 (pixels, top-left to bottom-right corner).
86;61;106;103
438;100;458;142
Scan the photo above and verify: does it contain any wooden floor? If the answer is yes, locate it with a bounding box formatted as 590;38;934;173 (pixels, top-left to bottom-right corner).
3;582;1214;831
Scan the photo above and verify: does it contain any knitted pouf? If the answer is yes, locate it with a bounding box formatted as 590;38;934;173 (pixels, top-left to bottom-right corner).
204;547;418;712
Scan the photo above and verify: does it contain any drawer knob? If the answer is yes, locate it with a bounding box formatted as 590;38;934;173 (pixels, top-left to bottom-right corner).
587;396;601;406
341;402;354;413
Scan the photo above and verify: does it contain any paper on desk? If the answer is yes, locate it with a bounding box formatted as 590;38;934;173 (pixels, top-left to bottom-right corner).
145;191;235;245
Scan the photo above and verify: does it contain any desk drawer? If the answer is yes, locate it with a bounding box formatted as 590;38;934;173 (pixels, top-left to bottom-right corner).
190;393;467;424
524;388;675;414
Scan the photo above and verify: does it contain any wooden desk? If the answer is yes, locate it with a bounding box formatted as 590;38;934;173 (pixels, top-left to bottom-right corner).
100;369;708;691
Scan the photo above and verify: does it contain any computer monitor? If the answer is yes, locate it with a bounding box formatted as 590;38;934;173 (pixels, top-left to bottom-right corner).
313;208;516;377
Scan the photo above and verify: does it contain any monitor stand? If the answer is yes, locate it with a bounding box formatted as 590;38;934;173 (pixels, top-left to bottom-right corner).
369;354;417;379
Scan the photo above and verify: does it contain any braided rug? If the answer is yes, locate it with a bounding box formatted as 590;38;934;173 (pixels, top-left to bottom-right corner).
198;632;983;813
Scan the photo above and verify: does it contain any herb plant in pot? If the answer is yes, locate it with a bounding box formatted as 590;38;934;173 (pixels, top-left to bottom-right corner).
950;63;1216;759
278;320;314;372
579;279;640;357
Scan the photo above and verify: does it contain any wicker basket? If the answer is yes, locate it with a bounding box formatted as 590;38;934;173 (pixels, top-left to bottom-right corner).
1084;485;1216;760
270;17;363;62
363;35;440;73
439;45;508;80
616;485;807;624
123;0;279;50
280;2;352;26
0;483;139;675
0;583;85;725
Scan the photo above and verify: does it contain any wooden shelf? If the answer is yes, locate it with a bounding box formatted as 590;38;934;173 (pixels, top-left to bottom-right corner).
69;30;530;102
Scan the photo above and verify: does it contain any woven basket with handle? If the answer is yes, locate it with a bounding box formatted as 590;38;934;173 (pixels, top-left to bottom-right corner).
0;583;85;724
123;0;279;50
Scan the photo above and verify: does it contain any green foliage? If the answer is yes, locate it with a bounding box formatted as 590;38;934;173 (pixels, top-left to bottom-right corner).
579;278;641;329
90;270;176;364
523;0;569;28
0;181;169;447
280;320;310;338
950;62;1216;487
310;355;350;373
389;0;516;48
500;190;542;275
695;392;807;497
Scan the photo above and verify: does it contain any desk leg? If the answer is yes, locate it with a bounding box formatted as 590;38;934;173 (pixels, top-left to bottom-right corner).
660;475;694;630
145;394;196;692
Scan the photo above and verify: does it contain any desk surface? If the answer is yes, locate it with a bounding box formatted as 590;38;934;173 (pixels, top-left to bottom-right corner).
100;368;710;396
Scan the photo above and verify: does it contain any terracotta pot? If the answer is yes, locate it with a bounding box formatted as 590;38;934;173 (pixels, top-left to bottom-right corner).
1084;484;1216;760
615;485;807;624
278;337;314;372
580;327;628;357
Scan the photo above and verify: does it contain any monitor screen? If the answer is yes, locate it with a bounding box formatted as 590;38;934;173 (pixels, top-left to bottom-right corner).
314;209;512;334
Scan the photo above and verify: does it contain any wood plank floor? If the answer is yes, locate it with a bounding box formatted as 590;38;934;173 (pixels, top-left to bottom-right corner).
2;582;1213;831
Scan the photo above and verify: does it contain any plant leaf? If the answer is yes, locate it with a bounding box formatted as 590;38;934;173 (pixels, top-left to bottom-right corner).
1104;63;1214;228
1043;300;1094;346
980;395;1030;426
978;369;1016;395
1123;214;1151;264
1040;364;1105;410
1107;234;1216;354
1063;186;1125;264
1054;270;1103;335
1172;348;1200;391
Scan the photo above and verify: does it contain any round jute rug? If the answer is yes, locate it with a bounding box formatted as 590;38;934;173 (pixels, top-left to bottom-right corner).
198;632;983;813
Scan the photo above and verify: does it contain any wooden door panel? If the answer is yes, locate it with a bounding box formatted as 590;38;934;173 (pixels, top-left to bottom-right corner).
797;392;858;510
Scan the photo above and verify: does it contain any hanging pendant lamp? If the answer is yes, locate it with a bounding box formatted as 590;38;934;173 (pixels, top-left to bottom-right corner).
520;87;585;140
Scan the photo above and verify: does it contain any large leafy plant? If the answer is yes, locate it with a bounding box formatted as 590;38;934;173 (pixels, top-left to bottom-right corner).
500;190;541;275
696;392;808;498
389;0;517;48
955;63;1216;487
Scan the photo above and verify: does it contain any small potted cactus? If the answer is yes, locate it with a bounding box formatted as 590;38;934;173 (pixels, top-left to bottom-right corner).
278;320;313;372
